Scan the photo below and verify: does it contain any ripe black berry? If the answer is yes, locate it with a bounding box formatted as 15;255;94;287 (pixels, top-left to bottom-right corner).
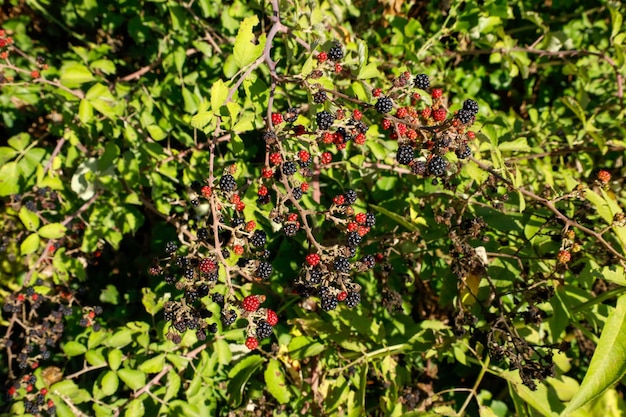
165;241;178;254
456;108;474;125
219;174;237;192
256;261;273;279
320;295;338;311
428;156;448;177
256;320;273;339
212;293;225;306
282;161;297;176
328;44;344;61
292;187;303;200
250;230;267;247
221;309;238;326
463;99;479;115
365;212;376;227
413;73;430;90
411;160;427;176
455;144;472;159
316;111;335;130
313;91;327;104
283;223;298;236
347;231;362;247
344;189;358;205
375;97;393;114
308;267;323;284
396;145;414;165
333;256;350;273
284;107;299;122
361;254;375;269
344;291;361;308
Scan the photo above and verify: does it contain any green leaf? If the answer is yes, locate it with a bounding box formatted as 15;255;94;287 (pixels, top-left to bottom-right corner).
370;204;419;231
233;16;264;68
78;99;94;124
38;223;67;239
138;354;166;373
0;146;18;165
560;96;586;125
107;328;132;348
125;398;145;417
8;132;31;151
503;373;562;416
108;349;123;371
147;124;167;141
91;59;116;75
60;62;96;87
227;355;265;406
210;80;229;113
85;349;107;367
19;206;40;231
118;368;146;391
163;369;182;402
63;341;87;357
86;83;124;119
264;359;291;404
100;370;119;397
100;284;120;305
21;233;41;255
0;162;20;196
561;294;626;415
357;62;380;79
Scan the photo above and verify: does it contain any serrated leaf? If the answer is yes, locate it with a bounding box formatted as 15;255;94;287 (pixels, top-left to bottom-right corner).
233;16;264;68
100;370;119;397
164;369;181;402
227;355;265;406
19;206;40;231
21;233;41;255
60;62;95;87
118;368;146;391
63;341;87;357
138;354;165;373
38;223;67;239
561;294;626;415
498;137;531;153
264;359;291;404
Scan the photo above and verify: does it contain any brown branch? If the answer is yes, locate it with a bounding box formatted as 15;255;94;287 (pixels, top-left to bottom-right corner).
469;156;626;264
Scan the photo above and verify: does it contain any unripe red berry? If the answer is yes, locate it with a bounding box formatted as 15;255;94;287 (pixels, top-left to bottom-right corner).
433;108;447;122
306;253;321;266
269;152;282;165
373;88;382;97
258;185;268;196
266;309;278;326
271;113;283;125
353;109;362;120
245;220;256;232
321;152;332;164
242;295;261;312
262;167;273;178
597;170;611;184
354;133;366;145
233;245;244;255
245;336;259;350
317;52;328;62
201;185;212;198
337;291;347;301
557;250;571;264
431;88;443;99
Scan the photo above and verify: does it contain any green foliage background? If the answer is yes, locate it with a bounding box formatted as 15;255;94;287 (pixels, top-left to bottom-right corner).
1;0;626;416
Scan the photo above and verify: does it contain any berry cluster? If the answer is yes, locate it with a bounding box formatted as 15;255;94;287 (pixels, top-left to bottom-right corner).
374;72;478;179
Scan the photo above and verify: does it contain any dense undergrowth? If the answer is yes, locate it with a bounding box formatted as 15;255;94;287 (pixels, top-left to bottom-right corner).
1;0;626;416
